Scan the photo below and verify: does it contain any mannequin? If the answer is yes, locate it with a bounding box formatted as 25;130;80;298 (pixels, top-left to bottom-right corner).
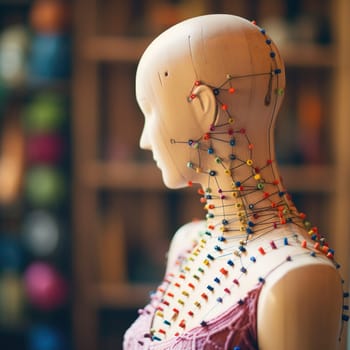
123;14;347;350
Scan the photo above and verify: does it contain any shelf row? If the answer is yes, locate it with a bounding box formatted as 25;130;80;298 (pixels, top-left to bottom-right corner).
79;161;334;193
81;36;335;68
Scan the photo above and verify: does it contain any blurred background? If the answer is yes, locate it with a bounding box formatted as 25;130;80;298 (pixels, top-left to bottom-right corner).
0;0;349;349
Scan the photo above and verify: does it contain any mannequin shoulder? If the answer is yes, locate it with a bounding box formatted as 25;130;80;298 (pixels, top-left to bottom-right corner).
258;259;344;350
165;220;206;272
168;220;206;257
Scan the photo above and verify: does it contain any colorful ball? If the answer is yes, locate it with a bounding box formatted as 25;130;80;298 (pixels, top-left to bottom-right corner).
25;166;66;207
22;93;67;133
0;235;23;272
22;210;60;257
30;0;71;34
28;324;67;350
0;25;30;87
0;271;25;327
28;33;71;81
26;133;64;164
24;262;68;310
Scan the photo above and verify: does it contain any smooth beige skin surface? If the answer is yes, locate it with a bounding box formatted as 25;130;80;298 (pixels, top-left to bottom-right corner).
136;14;344;349
258;262;343;350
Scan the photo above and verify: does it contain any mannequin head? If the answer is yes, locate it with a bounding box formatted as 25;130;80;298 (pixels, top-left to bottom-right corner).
136;14;285;189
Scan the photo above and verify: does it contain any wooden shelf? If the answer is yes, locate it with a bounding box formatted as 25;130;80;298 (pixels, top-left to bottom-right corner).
82;35;335;68
93;283;156;308
279;164;334;193
280;43;336;68
80;160;333;193
81;161;163;190
82;36;153;63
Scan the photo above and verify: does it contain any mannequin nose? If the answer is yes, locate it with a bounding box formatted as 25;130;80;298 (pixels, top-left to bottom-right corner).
139;128;151;150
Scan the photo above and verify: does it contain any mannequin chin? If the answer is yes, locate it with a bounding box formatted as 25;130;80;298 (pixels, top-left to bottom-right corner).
138;104;192;189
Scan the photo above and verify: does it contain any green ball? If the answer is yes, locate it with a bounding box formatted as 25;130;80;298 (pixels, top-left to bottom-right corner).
22;93;67;133
25;166;66;207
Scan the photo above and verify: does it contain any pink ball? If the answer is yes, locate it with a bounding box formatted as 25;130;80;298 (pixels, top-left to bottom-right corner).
26;134;64;164
24;262;68;310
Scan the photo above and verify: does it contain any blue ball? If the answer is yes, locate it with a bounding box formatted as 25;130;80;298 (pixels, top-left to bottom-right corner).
28;34;71;81
0;235;23;272
28;324;66;350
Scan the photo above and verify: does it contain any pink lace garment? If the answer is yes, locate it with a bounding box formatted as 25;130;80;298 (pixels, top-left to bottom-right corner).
123;282;262;350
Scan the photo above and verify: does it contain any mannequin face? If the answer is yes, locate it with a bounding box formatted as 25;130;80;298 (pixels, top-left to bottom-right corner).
138;100;186;189
137;69;194;189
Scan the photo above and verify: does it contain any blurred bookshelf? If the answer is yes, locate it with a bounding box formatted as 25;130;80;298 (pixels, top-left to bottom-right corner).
70;1;350;350
0;1;72;350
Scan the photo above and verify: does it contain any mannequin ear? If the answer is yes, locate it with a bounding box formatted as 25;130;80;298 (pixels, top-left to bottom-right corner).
190;84;217;131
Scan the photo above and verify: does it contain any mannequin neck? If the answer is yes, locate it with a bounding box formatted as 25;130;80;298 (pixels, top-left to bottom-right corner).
197;156;299;240
186;123;303;242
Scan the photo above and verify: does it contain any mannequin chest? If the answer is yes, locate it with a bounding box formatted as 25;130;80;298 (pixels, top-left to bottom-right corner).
150;231;312;340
